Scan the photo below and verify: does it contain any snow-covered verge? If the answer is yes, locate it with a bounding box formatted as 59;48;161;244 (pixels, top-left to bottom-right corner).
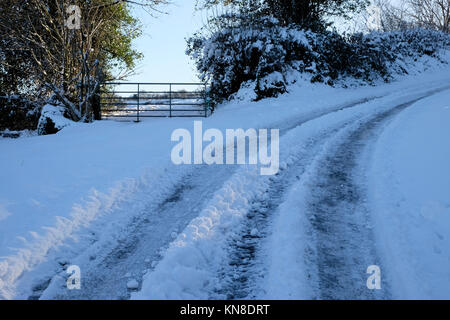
1;64;450;299
367;90;450;299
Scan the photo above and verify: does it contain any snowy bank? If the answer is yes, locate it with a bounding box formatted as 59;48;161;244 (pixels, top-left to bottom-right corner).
368;90;450;299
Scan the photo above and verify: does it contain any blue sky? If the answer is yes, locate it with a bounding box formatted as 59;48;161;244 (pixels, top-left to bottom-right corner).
129;0;205;84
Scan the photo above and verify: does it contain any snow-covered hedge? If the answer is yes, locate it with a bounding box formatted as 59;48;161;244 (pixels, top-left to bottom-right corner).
187;15;450;104
0;95;75;135
0;96;41;131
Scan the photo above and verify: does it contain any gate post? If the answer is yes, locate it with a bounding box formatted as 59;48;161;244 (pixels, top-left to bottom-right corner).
169;84;172;118
93;84;102;121
136;83;140;122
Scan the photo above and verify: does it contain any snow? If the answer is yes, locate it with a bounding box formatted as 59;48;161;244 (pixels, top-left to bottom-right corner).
127;279;139;290
37;104;73;134
0;63;450;299
261;179;314;299
367;90;450;299
132;165;269;299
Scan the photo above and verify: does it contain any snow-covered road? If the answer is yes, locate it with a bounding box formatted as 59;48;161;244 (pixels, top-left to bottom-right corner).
2;68;450;300
51;86;450;299
32;94;386;300
133;85;450;300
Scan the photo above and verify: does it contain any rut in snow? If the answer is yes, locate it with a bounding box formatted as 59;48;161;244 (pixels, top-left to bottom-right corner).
305;85;450;300
32;164;235;300
214;164;292;299
212;98;386;299
306;99;424;300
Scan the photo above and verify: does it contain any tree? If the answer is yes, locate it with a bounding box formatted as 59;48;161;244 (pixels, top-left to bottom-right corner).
408;0;450;32
364;0;449;33
0;0;167;121
196;0;369;30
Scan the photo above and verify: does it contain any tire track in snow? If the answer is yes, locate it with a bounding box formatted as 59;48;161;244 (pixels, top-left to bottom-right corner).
306;92;446;299
211;98;390;299
213;132;334;299
34;165;235;300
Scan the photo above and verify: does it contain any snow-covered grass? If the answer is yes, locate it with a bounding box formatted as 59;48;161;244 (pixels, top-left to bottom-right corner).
1;64;450;299
367;90;450;299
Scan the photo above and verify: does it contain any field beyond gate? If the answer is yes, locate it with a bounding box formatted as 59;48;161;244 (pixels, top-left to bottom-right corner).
100;83;211;121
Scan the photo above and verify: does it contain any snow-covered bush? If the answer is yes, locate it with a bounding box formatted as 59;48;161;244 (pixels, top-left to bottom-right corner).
37;103;74;135
339;29;450;82
187;14;450;104
187;15;314;103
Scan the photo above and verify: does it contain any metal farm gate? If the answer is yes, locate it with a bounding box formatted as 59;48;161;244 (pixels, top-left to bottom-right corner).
100;82;211;121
